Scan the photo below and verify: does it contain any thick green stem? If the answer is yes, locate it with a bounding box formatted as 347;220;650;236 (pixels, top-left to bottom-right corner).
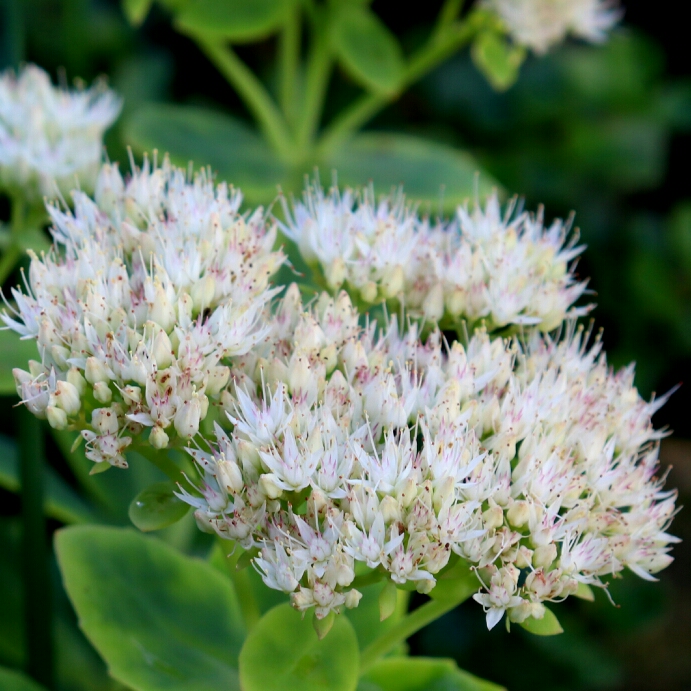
279;7;301;128
296;16;332;150
359;586;475;675
19;408;54;688
317;18;478;157
196;38;295;161
216;537;261;633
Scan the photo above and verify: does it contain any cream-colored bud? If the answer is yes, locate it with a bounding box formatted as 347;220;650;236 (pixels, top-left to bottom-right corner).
259;473;283;499
50;345;70;368
381;265;404;299
515;545;534;569
326;258;347;291
380;495;402;524
533;544;557;569
122;385;142;404
174;395;202;439
507;500;530;527
206;366;230;397
150;425;170;449
149;280;175;332
216;459;244;494
433;476;455;513
28;360;44;378
85;357;110;385
67;368;87;395
397;477;417;509
319;344;338;374
360;281;378;304
266;357;289;386
95;163;124;217
416;578;436;594
55;380;81;415
289;355;311;395
191;274;216;311
177;293;194;324
152;330;173;369
291;588;313;610
93;381;112;404
13;368;31;395
483;504;505;531
193;510;217;535
92;407;119;436
236;438;261;471
422;283;445;322
46;405;68;430
445;288;466;317
38;318;60;348
344;589;363;609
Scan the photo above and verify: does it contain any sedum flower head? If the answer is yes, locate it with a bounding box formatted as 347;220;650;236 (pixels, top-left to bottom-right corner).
3;158;283;468
484;0;622;54
281;183;590;332
178;286;677;626
0;64;121;199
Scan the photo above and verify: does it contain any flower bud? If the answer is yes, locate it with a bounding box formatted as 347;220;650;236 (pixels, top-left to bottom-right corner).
381;265;404;299
415;578;436;594
67;367;87;395
360;281;378;304
85;356;110;385
46;405;68;430
152;329;174;369
216;459;244;494
515;545;533;569
344;589;363;609
95;163;124;217
380;495;402;524
93;381;113;404
445;288;466;317
397;477;417;509
150;425;170;449
55;380;81;415
533;543;557;569
422;283;444;322
326;258;347;291
259;473;283;499
483;503;505;531
191;274;216;311
122;385;142;404
507;500;530;528
174;395;202;439
206;366;230;397
92;407;119;436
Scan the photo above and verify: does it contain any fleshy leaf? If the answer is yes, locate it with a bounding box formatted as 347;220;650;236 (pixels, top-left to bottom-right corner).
122;0;153;26
519;606;564;636
574;582;595;601
332;5;405;95
361;657;505;691
123;103;288;205
471;31;525;91
56;525;246;691
175;0;294;42
239;603;359;691
326;132;498;213
378;580;398;621
0;665;49;691
128;481;190;532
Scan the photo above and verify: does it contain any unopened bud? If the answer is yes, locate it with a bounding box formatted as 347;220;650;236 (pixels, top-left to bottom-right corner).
259;473;283;499
445;288;466;317
174;395;202;439
191;274;216;311
85;357;110;385
216;459;244;494
93;381;112;404
422;283;445;322
345;589;363;609
326;258;347;291
507;500;530;528
381;265;404;299
380;495;402;524
152;330;174;369
533;544;557;569
92;407;119;436
122;385;141;404
206;366;230;397
150;425;170;449
67;368;87;395
55;380;81;415
483;503;505;531
46;405;68;430
397;477;417;508
360;281;378;304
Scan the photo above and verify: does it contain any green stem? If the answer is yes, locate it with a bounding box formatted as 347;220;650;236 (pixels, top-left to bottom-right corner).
19;408;54;688
435;0;465;34
279;6;301;128
216;537;261;632
317;17;479;157
196;38;295;161
296;11;332;150
359;587;475;675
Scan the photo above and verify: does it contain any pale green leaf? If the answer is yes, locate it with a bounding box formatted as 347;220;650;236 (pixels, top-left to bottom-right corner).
519;606;564;636
361;657;505;691
574;582;595;601
123;103;288;205
128;481;190;532
332;5;404;96
239;603;359;691
122;0;154;26
326;133;498;213
471;31;525;92
175;0;294;42
56;525;246;691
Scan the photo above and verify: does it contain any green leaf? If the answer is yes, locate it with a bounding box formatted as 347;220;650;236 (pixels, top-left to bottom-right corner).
326;133;498;213
0;434;96;524
123;103;288;206
573;582;595;602
378;580;398;621
56;525;246;691
361;657;505;691
239;603;359;691
429;559;478;603
128;481;190;532
0;665;49;691
519;606;564;636
0;330;38;395
175;0;294;42
471;31;525;92
122;0;153;26
332;5;405;96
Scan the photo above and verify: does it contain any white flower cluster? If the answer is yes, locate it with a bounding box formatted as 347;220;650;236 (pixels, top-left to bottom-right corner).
280;185;590;332
484;0;621;54
179;284;677;627
3;158;283;468
0;64;121;199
